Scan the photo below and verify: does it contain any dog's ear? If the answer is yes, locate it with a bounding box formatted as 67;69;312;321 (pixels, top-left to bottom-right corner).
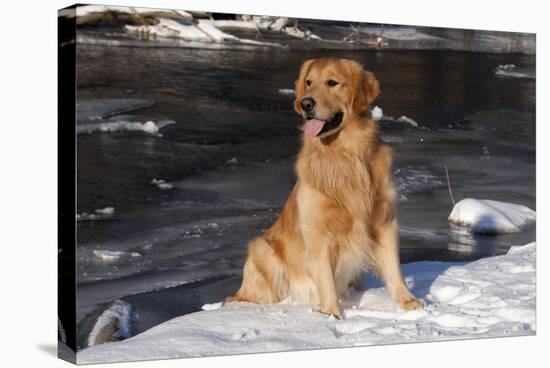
294;59;315;114
351;64;380;114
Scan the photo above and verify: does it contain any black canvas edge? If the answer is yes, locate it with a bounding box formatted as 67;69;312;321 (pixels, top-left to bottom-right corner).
58;4;77;365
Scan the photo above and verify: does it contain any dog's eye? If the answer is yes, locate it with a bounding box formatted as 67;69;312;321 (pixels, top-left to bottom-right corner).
326;79;339;87
306;80;312;86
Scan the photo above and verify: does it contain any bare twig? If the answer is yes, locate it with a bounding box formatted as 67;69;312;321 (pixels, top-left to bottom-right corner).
444;165;456;207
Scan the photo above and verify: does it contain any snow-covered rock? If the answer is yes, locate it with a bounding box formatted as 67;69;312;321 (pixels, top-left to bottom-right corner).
78;242;535;363
371;106;384;121
448;198;536;234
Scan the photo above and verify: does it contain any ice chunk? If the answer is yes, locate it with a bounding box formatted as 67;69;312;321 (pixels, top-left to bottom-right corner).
448;198;536;234
201;302;224;311
226;157;238;165
371;106;383;121
151;178;173;190
278;88;295;96
77;207;116;222
494;64;535;79
396;116;419;127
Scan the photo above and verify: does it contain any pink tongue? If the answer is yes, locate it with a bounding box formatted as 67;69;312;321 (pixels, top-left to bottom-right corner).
304;119;326;138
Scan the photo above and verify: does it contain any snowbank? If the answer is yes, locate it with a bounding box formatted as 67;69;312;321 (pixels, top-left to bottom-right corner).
78;242;535;363
125;17;282;48
449;198;536;234
76;120;175;136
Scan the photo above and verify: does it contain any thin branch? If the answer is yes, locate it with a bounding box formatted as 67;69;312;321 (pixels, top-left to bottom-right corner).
444;165;456;207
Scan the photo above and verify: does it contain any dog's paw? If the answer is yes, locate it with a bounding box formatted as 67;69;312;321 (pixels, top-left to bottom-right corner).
320;305;342;319
400;297;424;311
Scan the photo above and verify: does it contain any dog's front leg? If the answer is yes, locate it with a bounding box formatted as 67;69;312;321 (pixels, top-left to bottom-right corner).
303;232;341;318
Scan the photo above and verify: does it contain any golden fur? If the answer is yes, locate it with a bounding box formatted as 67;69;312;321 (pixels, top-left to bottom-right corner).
227;58;423;317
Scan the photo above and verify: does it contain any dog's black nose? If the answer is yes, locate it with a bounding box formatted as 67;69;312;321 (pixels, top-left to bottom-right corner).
300;97;316;113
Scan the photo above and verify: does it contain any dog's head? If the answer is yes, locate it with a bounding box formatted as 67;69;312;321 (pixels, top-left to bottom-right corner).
294;58;380;139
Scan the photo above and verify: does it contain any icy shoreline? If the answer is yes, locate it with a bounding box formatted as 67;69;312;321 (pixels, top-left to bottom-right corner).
64;5;535;53
78;242;536;364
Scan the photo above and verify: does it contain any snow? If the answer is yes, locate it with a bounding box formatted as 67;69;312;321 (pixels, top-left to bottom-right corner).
76;120;175;136
448;198;536;234
396;116;419;127
125;17;282;47
251;16;289;32
78;242;535;363
77;207;115;222
278;88;295;96
225;157;238;165
370;106;419;127
282;27;321;40
371;106;384;121
126;18;211;41
213;20;259;32
93;250;142;262
201;302;224;311
494;64;535;79
151;178;173;190
95;207;115;216
87;300;139;348
196;20;240;42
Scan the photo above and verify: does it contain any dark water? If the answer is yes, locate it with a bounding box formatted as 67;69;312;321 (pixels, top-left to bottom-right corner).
75;43;535;337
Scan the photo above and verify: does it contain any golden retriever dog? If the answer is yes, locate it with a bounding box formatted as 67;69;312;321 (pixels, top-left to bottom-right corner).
227;57;423;318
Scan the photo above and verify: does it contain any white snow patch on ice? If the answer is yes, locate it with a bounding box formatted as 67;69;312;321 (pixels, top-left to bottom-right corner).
77;120;175;136
370;106;419;127
397;116;419;127
494;64;534;79
79;242;536;363
93;250;142;262
448;198;536;234
278;88;295;96
226;157;238;165
77;207;115;221
95;207;115;216
151;178;173;190
201;302;224;311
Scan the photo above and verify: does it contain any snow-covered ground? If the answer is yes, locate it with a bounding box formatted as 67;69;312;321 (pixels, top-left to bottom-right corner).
78;242;535;364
